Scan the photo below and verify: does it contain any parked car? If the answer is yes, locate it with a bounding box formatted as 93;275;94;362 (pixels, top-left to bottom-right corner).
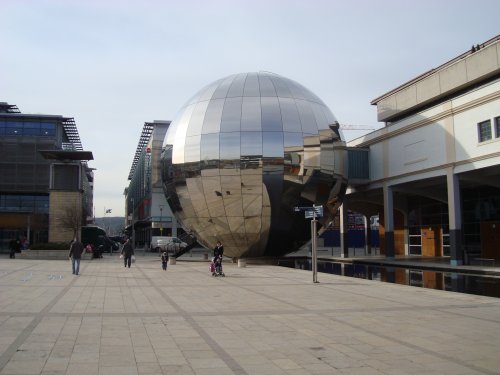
151;236;188;253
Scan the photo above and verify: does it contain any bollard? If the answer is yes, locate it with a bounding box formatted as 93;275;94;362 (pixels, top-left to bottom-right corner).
238;259;246;268
169;257;176;265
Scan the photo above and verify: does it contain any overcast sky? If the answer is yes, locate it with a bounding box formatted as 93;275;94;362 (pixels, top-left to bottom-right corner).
1;0;499;218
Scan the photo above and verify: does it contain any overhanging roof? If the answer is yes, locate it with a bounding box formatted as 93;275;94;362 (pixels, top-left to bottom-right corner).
371;34;500;106
128;122;154;180
39;150;94;161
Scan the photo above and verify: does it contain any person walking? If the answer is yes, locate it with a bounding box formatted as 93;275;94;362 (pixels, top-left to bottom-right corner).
213;241;224;275
68;238;84;275
121;238;134;268
9;238;20;259
161;251;169;271
213;241;224;258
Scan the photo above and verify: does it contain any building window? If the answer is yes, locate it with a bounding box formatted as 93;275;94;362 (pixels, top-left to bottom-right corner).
0;194;49;214
0;121;56;137
495;116;500;139
477;120;492;142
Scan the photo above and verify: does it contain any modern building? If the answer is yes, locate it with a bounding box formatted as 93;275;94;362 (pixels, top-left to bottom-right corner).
345;34;500;265
161;72;347;258
125;120;180;249
0;102;94;250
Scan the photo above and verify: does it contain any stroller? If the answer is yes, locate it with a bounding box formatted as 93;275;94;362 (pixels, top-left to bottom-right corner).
210;255;225;277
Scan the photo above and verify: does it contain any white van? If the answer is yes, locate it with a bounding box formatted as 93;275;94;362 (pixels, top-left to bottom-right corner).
151;236;188;252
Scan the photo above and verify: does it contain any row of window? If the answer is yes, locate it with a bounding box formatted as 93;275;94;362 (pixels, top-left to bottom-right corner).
0;194;49;213
477;116;500;142
0;121;56;136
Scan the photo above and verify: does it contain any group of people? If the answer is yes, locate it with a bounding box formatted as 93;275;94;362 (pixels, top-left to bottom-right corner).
67;237;225;276
67;237;135;275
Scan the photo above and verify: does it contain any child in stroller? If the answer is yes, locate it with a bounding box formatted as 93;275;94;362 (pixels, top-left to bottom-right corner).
210;255;225;277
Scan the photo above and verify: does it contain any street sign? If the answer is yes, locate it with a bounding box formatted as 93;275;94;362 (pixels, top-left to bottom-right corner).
295;205;323;219
293;204;323;284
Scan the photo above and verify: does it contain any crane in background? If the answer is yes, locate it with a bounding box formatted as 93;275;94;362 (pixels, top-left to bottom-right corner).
338;124;376;131
329;120;376;132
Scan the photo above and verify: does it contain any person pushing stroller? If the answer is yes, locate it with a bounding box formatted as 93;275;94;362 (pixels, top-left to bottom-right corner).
211;241;225;277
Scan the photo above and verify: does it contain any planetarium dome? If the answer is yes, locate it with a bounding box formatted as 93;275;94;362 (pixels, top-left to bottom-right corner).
161;72;347;258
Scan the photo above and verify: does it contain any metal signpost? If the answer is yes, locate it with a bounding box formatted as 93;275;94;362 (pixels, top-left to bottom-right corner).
294;204;323;283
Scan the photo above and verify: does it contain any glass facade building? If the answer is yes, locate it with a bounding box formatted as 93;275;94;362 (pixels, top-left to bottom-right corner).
162;72;347;258
0;102;93;250
125;121;175;249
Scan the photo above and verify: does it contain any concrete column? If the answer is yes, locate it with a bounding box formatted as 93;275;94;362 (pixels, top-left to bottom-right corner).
366;265;373;280
172;216;178;237
339;202;349;258
364;215;372;255
383;184;395;260
447;170;463;266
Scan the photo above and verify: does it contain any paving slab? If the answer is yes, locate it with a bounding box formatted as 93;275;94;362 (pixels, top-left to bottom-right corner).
0;256;499;375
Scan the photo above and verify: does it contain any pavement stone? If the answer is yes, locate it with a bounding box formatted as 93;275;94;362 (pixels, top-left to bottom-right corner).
0;255;499;375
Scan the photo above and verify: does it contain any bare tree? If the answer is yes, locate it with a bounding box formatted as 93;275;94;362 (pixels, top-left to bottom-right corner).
58;204;83;240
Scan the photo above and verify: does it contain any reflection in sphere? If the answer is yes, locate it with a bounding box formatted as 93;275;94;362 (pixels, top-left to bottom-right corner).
161;72;347;258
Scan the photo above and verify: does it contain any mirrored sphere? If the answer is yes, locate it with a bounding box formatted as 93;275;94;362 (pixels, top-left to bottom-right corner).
162;72;347;258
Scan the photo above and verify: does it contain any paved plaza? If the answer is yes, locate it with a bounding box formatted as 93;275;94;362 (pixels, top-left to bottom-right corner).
0;255;499;375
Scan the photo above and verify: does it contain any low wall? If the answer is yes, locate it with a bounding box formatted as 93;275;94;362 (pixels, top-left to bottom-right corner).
20;250;81;260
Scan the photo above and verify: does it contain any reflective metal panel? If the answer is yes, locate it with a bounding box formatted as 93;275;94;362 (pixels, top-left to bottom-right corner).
219;132;240;160
241;132;262;156
220;97;242;132
200;133;219;163
202;99;224;134
162;72;347;258
262;132;283;158
280;98;302;132
261;97;283;132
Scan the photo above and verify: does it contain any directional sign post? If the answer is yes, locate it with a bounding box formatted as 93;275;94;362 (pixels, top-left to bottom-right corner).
293;204;322;283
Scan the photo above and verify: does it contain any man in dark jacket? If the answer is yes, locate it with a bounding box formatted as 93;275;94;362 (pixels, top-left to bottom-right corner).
213;241;224;258
9;238;20;259
121;239;134;268
161;251;169;271
69;238;84;275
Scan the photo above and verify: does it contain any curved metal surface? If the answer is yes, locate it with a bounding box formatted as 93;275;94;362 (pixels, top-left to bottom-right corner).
162;72;347;258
